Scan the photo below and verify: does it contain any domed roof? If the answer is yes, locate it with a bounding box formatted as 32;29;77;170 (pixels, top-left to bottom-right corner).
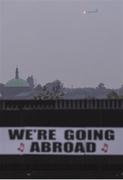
5;67;29;87
6;78;29;87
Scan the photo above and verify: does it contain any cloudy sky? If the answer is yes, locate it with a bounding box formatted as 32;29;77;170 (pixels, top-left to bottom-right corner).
0;0;123;88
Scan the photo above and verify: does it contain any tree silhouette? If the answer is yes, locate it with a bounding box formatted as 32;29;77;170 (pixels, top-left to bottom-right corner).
107;91;119;99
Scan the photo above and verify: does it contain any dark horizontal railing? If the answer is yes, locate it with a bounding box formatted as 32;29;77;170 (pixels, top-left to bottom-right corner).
0;99;123;110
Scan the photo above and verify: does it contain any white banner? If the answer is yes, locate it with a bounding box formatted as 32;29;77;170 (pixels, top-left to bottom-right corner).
0;127;123;155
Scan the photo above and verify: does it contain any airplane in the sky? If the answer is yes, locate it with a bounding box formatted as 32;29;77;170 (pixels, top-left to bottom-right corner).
82;8;98;15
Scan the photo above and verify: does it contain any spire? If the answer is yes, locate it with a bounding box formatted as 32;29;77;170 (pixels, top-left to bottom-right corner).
15;66;19;79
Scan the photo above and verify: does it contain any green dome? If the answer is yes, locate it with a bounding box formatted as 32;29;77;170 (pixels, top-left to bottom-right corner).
6;78;29;87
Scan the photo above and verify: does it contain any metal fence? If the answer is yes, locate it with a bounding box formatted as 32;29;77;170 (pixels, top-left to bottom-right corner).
0;99;123;110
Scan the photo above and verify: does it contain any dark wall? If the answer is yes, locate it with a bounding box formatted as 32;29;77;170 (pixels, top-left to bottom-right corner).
0;109;123;127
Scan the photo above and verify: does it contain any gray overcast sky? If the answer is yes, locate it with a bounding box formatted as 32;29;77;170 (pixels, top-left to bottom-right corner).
0;0;123;88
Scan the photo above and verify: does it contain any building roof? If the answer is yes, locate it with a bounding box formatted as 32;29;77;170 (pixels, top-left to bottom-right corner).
6;78;29;87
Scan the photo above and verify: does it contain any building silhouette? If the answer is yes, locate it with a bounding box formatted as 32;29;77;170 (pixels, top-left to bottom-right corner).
2;67;34;99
